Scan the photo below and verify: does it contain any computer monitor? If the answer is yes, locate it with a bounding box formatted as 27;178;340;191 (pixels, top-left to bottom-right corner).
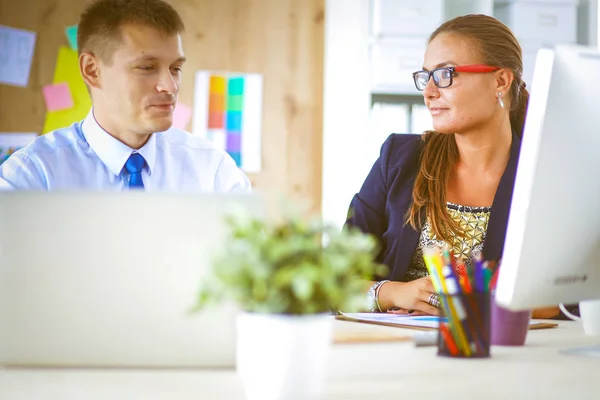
496;44;600;310
0;191;263;367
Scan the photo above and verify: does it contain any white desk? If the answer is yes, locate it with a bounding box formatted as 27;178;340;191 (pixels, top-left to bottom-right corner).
1;319;599;399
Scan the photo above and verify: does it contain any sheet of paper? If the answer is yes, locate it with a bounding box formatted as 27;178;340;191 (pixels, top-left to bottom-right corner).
65;25;77;50
42;46;92;134
172;102;192;130
341;312;550;330
340;312;443;329
0;25;36;87
0;132;38;165
42;82;74;111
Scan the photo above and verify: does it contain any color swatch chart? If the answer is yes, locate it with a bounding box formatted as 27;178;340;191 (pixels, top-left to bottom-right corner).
193;70;262;173
207;75;244;167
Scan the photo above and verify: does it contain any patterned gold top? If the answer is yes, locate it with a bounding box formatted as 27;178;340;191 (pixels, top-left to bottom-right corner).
405;202;491;281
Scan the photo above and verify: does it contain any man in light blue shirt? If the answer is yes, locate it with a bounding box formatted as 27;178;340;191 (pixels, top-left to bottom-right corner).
0;0;251;192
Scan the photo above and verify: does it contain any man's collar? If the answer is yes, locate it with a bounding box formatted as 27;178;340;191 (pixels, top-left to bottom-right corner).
81;109;157;176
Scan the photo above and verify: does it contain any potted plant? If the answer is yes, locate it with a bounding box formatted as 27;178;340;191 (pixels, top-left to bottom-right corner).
193;211;385;400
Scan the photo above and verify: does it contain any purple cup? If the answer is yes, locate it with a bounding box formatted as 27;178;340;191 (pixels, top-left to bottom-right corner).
490;295;531;346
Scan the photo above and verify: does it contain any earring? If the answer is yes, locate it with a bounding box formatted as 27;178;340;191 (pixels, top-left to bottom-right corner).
498;92;505;109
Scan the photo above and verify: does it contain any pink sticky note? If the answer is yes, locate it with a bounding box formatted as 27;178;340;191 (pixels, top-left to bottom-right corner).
172;102;192;130
42;82;74;112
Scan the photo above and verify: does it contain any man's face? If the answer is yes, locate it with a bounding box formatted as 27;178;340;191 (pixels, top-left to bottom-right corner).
96;23;186;136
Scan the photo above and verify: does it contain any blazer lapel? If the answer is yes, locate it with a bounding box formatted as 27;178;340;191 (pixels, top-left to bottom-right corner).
392;174;421;281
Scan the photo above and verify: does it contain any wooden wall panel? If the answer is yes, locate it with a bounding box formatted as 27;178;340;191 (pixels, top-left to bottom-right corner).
0;0;324;216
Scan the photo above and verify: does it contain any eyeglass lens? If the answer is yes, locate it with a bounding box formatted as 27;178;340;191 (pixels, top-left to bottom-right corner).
414;68;453;90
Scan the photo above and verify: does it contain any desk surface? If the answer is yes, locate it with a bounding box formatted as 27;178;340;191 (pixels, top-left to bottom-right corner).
2;319;599;400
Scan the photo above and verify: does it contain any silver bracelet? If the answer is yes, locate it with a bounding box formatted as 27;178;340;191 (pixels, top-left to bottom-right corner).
367;280;390;312
374;280;390;312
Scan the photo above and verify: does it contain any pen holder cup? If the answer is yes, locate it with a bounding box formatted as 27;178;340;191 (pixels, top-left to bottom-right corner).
437;291;491;358
490;294;531;346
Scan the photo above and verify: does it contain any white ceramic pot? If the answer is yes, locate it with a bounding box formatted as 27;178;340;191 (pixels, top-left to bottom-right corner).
236;312;334;400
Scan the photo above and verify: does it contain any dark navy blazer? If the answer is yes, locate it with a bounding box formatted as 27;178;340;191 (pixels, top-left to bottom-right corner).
345;133;522;281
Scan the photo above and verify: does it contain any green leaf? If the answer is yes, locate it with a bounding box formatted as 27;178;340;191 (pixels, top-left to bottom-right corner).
291;274;313;302
191;206;387;315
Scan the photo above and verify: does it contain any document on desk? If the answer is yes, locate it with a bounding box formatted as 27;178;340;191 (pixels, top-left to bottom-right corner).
337;313;558;331
338;312;442;330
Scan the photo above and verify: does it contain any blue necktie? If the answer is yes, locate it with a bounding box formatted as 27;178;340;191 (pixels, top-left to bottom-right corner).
124;153;146;189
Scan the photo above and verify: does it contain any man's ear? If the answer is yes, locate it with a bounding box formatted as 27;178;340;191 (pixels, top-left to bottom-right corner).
80;52;101;89
495;68;513;95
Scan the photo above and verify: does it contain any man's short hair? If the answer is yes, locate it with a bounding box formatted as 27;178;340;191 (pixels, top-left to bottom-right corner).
77;0;185;64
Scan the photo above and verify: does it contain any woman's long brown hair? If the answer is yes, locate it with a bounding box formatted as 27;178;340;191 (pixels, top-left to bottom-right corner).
406;14;530;243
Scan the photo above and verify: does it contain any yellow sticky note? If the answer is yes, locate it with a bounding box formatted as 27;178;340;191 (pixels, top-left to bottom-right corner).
42;46;91;134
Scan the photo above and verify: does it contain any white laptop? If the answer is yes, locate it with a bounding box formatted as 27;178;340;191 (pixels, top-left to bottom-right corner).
0;191;263;368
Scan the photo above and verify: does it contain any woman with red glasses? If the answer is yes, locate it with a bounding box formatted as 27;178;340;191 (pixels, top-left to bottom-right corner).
346;14;561;319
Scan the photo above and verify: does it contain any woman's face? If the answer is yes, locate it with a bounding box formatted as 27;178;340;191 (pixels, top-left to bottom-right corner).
421;33;501;134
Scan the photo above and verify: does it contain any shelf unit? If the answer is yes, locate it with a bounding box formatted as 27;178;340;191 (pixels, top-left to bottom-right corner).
369;0;593;95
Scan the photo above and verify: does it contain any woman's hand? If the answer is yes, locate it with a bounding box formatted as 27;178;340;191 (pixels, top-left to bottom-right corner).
378;277;440;315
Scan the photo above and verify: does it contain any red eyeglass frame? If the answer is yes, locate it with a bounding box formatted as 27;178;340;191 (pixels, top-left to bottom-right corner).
452;64;501;73
412;64;501;90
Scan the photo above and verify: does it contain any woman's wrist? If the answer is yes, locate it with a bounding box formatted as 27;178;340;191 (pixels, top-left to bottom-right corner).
374;280;390;312
377;280;403;311
367;280;389;312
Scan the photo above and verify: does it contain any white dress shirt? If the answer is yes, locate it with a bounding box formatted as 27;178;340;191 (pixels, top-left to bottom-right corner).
0;110;252;192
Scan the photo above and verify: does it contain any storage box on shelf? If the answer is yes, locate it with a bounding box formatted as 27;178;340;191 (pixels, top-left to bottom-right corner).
494;0;578;48
371;0;445;38
370;38;428;95
369;0;445;95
